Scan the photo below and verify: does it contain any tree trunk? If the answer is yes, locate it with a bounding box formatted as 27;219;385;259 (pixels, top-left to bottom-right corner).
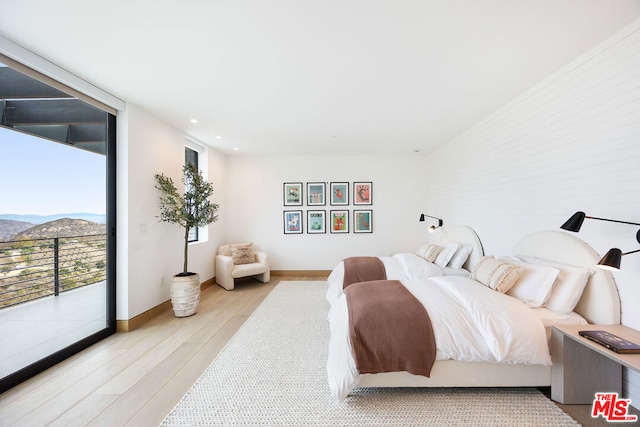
183;226;190;274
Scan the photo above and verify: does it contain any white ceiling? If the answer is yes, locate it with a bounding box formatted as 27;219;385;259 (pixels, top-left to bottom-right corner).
1;1;639;156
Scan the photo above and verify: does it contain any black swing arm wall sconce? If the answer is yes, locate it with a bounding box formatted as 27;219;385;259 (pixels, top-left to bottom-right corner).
419;213;443;233
560;211;640;271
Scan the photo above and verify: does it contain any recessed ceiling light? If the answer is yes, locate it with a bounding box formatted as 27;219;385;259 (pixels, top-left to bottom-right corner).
216;135;222;139
190;119;198;124
233;147;239;151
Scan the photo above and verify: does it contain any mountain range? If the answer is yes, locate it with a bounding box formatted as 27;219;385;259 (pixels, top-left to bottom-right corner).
0;219;34;240
0;213;106;224
0;215;107;240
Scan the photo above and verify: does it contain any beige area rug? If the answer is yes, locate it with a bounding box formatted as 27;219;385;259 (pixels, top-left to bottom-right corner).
161;281;579;426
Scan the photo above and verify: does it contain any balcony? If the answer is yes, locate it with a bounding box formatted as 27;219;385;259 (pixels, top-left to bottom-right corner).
0;280;106;379
0;234;107;379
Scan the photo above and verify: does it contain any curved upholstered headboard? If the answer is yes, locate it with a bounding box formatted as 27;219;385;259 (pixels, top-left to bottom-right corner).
429;225;485;271
513;230;621;325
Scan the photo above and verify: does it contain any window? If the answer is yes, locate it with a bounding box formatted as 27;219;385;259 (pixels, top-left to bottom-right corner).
185;146;198;170
184;145;200;243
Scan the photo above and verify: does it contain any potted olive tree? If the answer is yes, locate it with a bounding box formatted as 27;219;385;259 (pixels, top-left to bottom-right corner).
155;163;219;317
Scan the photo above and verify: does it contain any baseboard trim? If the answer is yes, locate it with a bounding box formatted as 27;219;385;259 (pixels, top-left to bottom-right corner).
271;270;330;277
116;276;216;332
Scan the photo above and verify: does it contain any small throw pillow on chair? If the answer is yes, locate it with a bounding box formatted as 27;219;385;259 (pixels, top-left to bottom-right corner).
231;243;256;265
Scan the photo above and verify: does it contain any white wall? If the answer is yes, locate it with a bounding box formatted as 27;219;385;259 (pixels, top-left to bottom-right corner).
224;155;429;270
116;104;227;320
422;18;640;403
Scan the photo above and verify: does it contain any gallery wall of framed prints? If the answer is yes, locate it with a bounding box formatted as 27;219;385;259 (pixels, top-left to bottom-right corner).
282;181;372;234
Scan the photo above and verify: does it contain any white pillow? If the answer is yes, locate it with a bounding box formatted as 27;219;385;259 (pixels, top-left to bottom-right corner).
499;256;559;308
434;242;458;268
470;256;523;294
516;255;593;314
447;242;473;269
394;252;444;279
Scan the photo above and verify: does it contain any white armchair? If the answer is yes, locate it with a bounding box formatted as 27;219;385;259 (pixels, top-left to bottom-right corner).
215;243;270;290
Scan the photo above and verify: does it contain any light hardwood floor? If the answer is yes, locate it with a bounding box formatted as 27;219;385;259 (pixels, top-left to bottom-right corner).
0;276;629;427
0;277;285;426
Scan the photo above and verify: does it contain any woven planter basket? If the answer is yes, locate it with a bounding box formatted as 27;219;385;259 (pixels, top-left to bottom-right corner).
170;273;200;317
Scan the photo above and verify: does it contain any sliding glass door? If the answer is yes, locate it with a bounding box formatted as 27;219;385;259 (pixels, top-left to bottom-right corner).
0;61;116;392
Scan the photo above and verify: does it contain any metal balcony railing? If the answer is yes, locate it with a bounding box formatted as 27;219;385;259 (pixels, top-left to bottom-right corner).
0;234;107;309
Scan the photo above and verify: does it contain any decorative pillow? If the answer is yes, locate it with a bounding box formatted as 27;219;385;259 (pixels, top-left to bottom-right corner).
417;243;430;258
498;256;559;308
434;242;458;268
470;256;523;294
516;255;593;314
231;243;256;265
447;242;473;270
422;244;442;263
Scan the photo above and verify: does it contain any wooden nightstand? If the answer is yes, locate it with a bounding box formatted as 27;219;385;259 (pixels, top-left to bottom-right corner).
551;324;640;404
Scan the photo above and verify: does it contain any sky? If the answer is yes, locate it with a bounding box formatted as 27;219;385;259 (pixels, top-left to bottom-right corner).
0;127;106;215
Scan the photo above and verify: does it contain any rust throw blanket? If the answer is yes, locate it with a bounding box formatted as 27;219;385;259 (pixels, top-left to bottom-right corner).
345;279;436;377
342;256;386;289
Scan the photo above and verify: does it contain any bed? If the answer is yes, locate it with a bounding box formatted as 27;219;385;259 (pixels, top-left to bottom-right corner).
326;230;621;401
326;225;485;305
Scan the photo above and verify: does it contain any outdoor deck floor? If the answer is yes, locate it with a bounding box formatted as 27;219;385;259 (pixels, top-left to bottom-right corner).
0;282;106;379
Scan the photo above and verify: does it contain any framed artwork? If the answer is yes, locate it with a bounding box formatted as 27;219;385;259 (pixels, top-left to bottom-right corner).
330;210;349;233
307;210;326;233
353;209;373;233
306;182;326;206
283;182;303;206
283;210;303;234
330;182;349;205
353;181;372;205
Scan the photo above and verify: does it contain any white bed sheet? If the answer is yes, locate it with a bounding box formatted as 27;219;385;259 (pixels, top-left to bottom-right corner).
326;252;454;305
326;275;552;401
532;307;588;342
442;266;471;277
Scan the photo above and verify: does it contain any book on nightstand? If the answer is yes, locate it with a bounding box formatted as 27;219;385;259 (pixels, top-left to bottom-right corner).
579;330;640;354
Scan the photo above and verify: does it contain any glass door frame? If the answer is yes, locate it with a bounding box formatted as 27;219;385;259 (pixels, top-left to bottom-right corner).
0;114;117;394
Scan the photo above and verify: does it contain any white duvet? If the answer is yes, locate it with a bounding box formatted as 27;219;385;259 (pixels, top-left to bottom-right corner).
326;253;445;305
326;275;552;401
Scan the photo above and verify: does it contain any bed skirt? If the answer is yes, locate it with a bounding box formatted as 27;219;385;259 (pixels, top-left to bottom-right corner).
356;360;551;389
